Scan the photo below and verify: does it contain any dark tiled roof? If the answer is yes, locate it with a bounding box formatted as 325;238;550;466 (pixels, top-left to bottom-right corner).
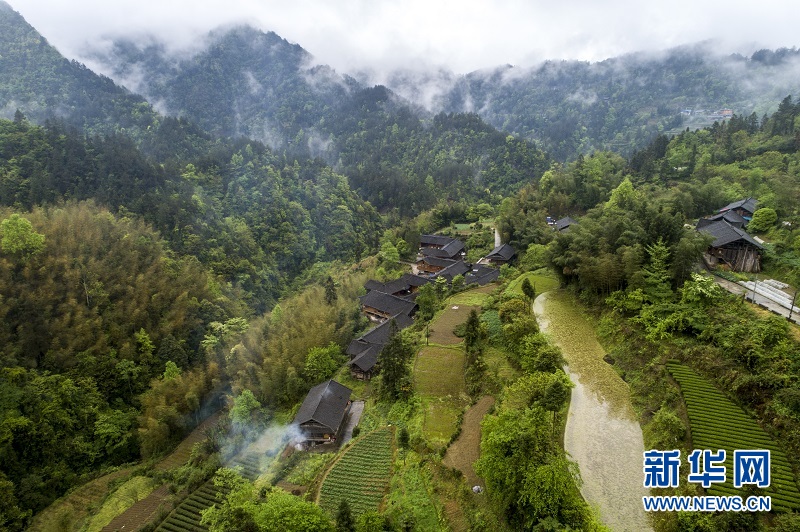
420;239;465;259
697;210;747;229
359;290;417;317
419;256;458;269
293;380;352;432
350;345;382;372
388;274;431;294
698;220;762;249
466;264;500;286
346;315;414;357
420;234;454;247
364;280;385;292
435;260;471;281
486;243;516;261
718;197;758;216
555;216;578;231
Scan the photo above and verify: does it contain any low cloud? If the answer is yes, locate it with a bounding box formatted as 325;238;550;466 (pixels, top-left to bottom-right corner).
12;0;799;80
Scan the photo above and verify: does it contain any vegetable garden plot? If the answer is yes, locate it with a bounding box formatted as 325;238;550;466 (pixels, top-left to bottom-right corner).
667;362;800;511
318;427;393;517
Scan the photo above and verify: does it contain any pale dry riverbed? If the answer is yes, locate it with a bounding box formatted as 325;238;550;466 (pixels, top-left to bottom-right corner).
535;291;651;532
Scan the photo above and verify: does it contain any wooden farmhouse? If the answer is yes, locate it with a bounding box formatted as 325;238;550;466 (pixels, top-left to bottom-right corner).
484;243;516;265
418;235;466;260
358;290;417;323
466;264;500;285
346;315;413;380
698;220;762;273
364;273;431;297
417;256;459;275
293;380;352;446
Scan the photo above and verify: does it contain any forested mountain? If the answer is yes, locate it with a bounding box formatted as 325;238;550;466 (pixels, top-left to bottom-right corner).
427;44;800;160
0;1;156;138
88;26;552;215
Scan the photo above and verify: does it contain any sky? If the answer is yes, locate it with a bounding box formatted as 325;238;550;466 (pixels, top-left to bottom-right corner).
10;0;800;76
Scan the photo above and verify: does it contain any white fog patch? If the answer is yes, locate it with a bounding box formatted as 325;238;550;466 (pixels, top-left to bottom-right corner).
243;71;263;96
567;89;598;107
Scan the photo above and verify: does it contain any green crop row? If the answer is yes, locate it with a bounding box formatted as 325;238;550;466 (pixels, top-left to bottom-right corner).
667;363;800;511
319;427;393;516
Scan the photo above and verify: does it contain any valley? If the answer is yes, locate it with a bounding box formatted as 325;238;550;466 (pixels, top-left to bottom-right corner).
2;1;800;530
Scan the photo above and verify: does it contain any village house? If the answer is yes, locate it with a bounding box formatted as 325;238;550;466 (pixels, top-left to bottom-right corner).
554;216;578;233
293;380;352;446
358;290;417;322
346;315;413;380
697;219;763;273
717;197;758;222
418;235;466;260
466;263;501;286
417;256;459;275
435;260;472;282
484;243;516;265
697;210;747;229
364;273;430;297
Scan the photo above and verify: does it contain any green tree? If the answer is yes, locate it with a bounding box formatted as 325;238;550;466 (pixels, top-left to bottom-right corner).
415;284;439;321
641;238;673;303
521;277;536;303
0;214;45;260
378;323;414;401
303;343;343;383
324;276;338;305
229;390;262;428
163;361;181;380
541;376;571;431
748;207;778;232
336;499;355;532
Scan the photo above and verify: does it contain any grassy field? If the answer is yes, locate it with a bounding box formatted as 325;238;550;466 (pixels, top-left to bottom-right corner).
415;346;465;397
449;284;495;306
415;345;468;444
505;269;560;297
428;304;479;345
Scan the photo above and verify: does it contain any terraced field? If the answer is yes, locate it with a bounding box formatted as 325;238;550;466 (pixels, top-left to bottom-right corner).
318;427;393;517
667;362;800;511
154;453;261;532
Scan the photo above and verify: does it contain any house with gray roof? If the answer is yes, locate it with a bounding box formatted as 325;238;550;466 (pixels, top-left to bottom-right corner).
697;219;762;272
554;216;578;232
359;290;417;322
293;380;352;445
717;197;758;221
484;243;516;265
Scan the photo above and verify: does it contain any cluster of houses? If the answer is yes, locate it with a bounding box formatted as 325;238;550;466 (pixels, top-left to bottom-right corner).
696;197;762;273
291;234;515;447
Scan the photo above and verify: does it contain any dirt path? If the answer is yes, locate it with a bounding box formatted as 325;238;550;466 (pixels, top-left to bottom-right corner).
442;396;495;487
